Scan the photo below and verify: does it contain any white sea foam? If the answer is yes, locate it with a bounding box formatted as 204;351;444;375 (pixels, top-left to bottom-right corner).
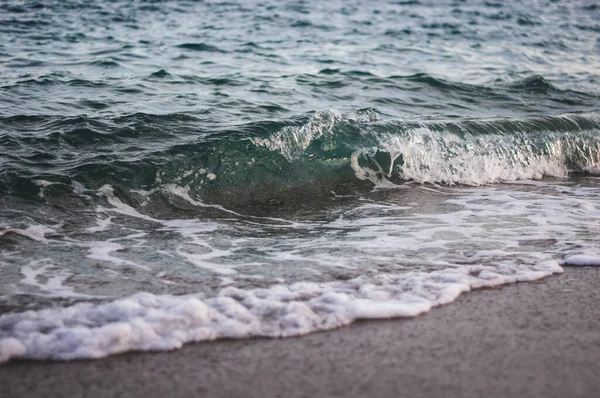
563;254;600;266
388;128;571;185
85;181;600;285
161;183;304;227
19;259;88;298
97;185;159;222
33;180;55;187
85;216;113;233
251;110;340;160
33;180;57;199
2;181;599;363
86;241;151;271
0;260;561;363
0;225;55;243
252;111;600;186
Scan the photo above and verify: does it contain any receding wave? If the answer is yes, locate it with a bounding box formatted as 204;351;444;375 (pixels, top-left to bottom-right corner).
0;260;562;363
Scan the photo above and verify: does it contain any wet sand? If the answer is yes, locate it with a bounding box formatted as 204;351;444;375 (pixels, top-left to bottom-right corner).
2;267;600;398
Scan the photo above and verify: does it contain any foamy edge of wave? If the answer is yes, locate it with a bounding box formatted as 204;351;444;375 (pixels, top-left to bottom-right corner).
253;110;600;187
564;255;600;266
0;261;562;364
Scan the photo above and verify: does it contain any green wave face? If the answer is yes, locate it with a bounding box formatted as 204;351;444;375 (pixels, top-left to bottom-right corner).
2;110;600;205
147;110;600;202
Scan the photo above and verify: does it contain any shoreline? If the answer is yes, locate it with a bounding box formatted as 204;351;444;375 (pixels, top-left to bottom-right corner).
2;267;600;398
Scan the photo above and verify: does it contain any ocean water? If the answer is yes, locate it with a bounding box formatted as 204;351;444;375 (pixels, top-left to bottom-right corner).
1;0;600;362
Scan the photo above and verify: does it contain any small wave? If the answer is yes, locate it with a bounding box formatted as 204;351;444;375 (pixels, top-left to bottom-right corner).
89;60;121;68
150;69;171;78
508;75;555;93
251;110;600;186
290;20;331;30
389;73;490;95
176;43;226;52
2;110;600;202
2;76;110;89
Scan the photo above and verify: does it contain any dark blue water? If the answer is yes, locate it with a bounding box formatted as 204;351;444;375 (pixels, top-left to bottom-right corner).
1;0;599;117
1;0;600;363
1;0;600;198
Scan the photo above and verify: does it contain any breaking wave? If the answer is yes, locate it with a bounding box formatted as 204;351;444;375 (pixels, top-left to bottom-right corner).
4;110;599;205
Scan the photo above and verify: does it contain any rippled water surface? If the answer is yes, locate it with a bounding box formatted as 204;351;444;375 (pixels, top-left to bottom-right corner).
1;0;600;363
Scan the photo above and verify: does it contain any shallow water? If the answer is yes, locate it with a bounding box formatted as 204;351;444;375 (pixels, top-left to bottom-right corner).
1;0;599;362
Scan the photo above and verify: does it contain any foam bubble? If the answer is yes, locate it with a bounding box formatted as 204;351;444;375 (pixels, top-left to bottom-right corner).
0;261;561;363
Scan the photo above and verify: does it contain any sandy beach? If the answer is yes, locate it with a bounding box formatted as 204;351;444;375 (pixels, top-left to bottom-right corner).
2;266;600;398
